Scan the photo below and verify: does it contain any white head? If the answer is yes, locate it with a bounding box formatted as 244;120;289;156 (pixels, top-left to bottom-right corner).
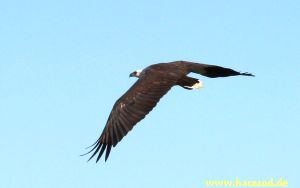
129;69;143;78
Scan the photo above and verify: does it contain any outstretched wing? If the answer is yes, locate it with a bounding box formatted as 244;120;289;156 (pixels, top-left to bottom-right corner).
84;74;177;162
186;62;254;78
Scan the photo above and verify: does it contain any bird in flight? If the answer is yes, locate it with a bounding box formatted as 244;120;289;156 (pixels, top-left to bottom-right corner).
82;61;254;162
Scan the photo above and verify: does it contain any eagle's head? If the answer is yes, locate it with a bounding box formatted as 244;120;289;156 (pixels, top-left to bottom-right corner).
129;69;143;78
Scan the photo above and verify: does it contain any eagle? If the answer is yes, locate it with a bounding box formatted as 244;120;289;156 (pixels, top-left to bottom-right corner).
83;61;254;162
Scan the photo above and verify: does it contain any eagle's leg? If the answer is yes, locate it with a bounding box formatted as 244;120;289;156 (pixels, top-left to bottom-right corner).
177;76;203;90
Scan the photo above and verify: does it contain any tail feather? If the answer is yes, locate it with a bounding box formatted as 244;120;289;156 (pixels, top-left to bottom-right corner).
177;76;203;90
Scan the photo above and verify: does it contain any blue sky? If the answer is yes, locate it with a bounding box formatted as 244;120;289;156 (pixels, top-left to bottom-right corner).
0;0;299;187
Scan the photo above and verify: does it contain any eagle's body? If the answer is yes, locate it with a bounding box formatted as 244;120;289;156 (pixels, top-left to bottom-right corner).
83;61;254;162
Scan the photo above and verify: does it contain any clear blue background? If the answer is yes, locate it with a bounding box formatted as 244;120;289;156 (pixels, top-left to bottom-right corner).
1;0;299;187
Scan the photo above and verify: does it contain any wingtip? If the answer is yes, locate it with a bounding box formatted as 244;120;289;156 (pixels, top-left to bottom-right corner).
81;141;114;163
240;72;255;77
96;144;107;162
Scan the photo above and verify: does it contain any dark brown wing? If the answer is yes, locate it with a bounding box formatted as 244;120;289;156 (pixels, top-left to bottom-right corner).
84;74;177;162
183;61;254;78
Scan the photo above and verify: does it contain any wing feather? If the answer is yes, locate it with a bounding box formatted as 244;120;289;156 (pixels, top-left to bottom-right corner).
187;62;254;78
112;124;120;145
85;74;177;162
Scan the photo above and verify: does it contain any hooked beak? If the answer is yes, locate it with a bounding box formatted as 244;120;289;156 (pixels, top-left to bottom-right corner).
129;72;135;77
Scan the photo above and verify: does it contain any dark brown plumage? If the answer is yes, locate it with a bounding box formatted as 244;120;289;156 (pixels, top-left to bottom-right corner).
82;61;254;162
